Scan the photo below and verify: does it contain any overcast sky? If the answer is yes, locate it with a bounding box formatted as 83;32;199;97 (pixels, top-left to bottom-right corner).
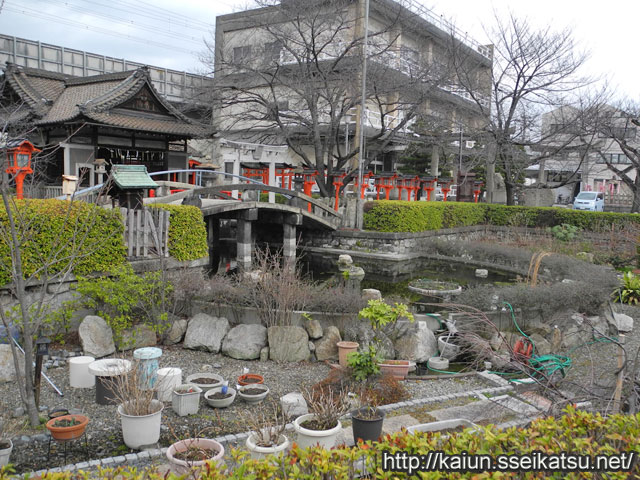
1;0;638;99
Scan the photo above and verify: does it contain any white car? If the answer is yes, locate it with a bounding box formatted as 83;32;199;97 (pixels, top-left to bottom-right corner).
573;191;604;211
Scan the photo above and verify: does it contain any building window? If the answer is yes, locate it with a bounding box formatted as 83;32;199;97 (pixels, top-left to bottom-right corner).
596;153;632;164
233;45;252;64
264;41;282;63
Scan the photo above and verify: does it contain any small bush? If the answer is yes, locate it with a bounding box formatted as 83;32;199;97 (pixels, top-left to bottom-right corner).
363;201;444;232
612;271;640;305
0;199;125;286
548;223;581;242
149;204;208;261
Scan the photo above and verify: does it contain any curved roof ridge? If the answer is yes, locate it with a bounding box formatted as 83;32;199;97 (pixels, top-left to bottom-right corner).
79;68;147;113
4;64;50;115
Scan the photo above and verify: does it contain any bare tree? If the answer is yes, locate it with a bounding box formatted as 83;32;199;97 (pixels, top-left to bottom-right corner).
581;102;640;212
210;0;458;197
452;14;593;205
0;83;118;426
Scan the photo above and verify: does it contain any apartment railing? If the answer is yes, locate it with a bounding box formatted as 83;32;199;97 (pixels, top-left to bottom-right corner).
402;0;492;60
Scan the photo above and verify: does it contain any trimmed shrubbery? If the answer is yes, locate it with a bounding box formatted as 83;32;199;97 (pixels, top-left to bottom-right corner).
1;407;636;479
149;204;208;261
0;199;126;286
364;201;640;233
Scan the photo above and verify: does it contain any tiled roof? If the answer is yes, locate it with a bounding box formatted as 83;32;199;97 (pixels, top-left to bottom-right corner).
3;63;212;138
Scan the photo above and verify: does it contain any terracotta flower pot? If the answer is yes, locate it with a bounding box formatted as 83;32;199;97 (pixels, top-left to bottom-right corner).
337;341;359;367
378;360;410;379
237;373;264;386
46;414;89;440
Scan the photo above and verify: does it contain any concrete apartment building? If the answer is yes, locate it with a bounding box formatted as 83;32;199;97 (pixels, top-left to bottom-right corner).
212;0;493;193
526;106;639;207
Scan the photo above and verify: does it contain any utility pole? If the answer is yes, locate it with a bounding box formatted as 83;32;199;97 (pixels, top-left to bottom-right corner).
355;0;370;229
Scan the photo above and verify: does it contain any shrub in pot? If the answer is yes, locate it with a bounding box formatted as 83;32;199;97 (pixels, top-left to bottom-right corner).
0;419;12;468
243;401;289;460
293;387;350;450
166;437;224;470
109;357;164;449
351;405;385;443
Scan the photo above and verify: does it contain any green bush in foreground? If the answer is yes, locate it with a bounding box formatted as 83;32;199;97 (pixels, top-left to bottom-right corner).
2;407;636;479
149;204;208;260
364;201;640;233
0;199;125;286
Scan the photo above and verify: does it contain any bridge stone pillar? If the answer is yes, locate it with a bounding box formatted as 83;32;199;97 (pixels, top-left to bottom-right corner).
237;209;258;271
207;216;220;273
283;213;303;269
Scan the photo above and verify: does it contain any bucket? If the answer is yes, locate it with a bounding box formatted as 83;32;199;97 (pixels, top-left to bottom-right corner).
69;355;95;388
88;359;132;405
157;367;182;402
133;347;162;390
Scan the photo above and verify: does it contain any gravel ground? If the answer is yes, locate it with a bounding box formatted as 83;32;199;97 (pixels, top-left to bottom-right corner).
1;344;494;474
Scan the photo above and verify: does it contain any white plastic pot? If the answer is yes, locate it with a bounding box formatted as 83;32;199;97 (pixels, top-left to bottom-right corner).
172;384;202;417
293;414;341;450
166;438;224;469
117;399;164;449
157;367;182;402
69;356;95;388
245;432;289;460
0;439;12;467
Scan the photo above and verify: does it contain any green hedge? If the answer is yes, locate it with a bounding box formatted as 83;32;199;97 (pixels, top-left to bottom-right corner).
150;204;208;261
3;407;636;479
364;201;640;233
0;199;125;286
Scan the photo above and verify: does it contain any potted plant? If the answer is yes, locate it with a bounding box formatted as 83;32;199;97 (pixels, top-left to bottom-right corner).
110;358;164;449
243;401;289;460
0;418;12;468
237;373;264;386
336;341;359;368
166;437;225;470
238;384;269;404
351;404;385;444
204;385;236;408
293;387;350;450
185;373;224;394
377;359;411;379
172;384;202;417
45;414;89;440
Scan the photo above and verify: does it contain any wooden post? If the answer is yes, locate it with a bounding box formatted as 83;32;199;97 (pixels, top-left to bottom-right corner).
612;333;626;414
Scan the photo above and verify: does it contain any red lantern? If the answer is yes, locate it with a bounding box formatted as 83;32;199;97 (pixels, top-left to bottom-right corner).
5;140;39;199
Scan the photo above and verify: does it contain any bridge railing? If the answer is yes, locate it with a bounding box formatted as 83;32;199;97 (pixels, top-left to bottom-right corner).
148;182;342;226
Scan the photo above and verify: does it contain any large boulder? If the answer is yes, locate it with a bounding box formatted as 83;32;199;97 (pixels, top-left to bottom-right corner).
163;318;188;345
183;314;230;353
393;321;438;363
0;344;18;383
79;315;115;358
343;321;395;359
268;326;310;362
222;324;268;360
119;324;157;350
314;326;342;361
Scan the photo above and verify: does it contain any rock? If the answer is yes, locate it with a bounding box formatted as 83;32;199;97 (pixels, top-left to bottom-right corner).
393;321;438;363
337;255;353;267
529;333;551;355
280;392;308;418
308;341;316;353
78;315;115;358
268;326;310;362
345;266;365;279
475;269;488;278
260;346;269;362
304;317;323;340
585;316;608;337
314;326;341;361
344;321;394;358
183;314;230;353
12;406;24;418
119;324;157;350
362;289;382;302
526;323;553;337
163;318;188;345
611;313;634;333
222;324;268;360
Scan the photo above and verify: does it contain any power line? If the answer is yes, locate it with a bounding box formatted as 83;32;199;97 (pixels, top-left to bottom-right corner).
35;0;206;45
4;5;198;54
